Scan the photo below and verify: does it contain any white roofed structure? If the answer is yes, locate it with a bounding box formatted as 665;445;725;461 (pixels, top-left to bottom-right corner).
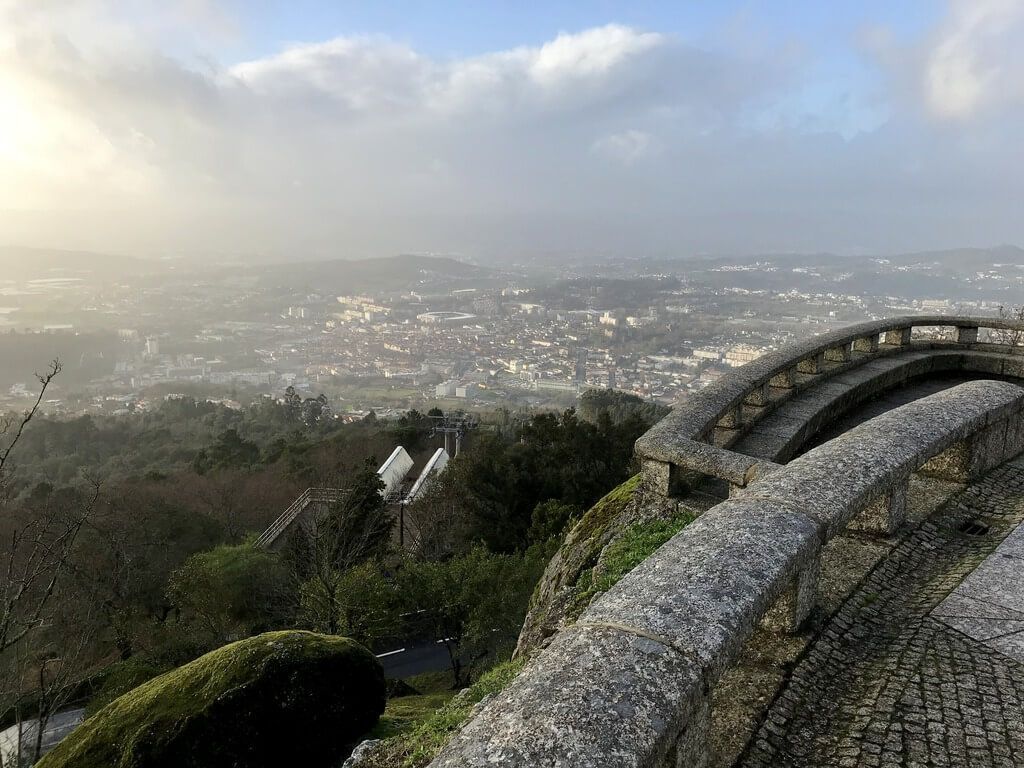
378;446;414;499
406;447;450;503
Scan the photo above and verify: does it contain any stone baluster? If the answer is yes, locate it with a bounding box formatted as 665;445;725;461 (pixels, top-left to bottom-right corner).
796;352;826;375
744;382;771;407
853;334;880;353
667;700;711;768
957;326;979;344
883;327;912;346
770;368;798;389
824;343;852;363
717;405;743;429
849;479;908;535
761;547;820;634
642;459;676;496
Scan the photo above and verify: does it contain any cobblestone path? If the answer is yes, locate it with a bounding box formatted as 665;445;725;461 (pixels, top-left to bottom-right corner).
740;457;1024;768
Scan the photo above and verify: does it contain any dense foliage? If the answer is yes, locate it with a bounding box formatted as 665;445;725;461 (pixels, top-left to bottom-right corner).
0;382;664;763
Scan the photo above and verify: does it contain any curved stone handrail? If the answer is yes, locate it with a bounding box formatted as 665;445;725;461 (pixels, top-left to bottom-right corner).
636;315;1024;491
429;380;1024;767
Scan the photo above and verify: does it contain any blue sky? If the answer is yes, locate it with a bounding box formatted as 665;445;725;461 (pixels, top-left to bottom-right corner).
1;0;1023;258
168;0;939;141
230;1;935;58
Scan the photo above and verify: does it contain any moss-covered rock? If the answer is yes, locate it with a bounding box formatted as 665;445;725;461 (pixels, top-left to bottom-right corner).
39;631;385;768
514;474;696;657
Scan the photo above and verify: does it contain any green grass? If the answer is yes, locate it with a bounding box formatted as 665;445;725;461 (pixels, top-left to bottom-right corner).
370;691;456;740
361;659;525;768
593;512;696;592
370;671;458;740
569;508;695;616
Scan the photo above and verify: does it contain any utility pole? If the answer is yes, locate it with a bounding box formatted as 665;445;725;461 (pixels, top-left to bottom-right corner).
429;410;478;458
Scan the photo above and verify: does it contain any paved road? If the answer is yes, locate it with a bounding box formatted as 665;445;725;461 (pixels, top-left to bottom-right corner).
740;456;1024;768
0;707;84;765
378;641;454;678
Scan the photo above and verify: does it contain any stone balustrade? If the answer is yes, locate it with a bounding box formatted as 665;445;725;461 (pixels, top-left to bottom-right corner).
429;379;1024;768
636;315;1024;495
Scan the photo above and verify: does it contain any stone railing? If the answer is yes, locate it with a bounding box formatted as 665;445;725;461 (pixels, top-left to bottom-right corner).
637;315;1024;494
429;380;1024;767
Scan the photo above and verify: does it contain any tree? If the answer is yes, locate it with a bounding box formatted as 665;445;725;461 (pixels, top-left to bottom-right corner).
0;361;96;657
298;560;401;649
0;362;101;767
167;543;291;648
69;482;222;660
527;499;580;544
402;460;473;560
192;428;260;474
283;385;302;422
577;388;669;426
992;305;1024;346
397;545;549;687
283;462;390;635
300;394;331;427
8;597;98;764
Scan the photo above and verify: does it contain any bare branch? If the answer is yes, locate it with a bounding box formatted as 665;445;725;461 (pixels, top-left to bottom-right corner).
0;359;61;477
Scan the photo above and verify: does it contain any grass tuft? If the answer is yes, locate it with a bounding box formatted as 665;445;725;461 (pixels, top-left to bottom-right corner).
362;659;525;768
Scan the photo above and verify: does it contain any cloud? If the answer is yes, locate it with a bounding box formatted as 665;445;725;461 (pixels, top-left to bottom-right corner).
1;3;1023;258
924;0;1024;119
229;25;668;118
591;129;660;165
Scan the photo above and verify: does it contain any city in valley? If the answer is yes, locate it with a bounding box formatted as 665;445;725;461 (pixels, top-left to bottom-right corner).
1;246;1021;420
5;2;1024;767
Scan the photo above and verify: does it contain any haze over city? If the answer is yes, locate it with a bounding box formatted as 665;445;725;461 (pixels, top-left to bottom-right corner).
6;3;1024;768
2;0;1024;260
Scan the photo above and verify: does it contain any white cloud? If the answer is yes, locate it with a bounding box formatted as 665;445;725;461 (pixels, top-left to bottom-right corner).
591;129;660;165
1;4;1023;257
229;25;666;118
925;0;1024;119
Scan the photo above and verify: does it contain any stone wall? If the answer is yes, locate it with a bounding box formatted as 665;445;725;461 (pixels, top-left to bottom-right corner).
428;379;1024;767
637;315;1024;495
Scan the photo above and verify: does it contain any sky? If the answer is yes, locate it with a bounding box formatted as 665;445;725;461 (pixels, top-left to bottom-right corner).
1;0;1022;261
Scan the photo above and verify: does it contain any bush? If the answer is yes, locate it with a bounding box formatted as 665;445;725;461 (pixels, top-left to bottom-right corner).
38;631;385;768
166;542;291;646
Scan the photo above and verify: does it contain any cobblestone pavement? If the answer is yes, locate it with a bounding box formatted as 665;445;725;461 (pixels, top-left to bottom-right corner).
740;456;1024;768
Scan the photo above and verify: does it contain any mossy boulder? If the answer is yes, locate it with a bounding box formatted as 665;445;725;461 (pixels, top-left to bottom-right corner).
514;474;697;657
39;631;386;768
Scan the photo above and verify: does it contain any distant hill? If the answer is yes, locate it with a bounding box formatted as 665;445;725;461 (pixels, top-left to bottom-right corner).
641;245;1024;272
0;247;156;281
886;245;1024;269
253;253;497;292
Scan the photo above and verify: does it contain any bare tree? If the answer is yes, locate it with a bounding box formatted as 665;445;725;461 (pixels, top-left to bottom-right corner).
0;362;100;768
0;362;96;657
284;465;392;634
26;605;97;763
402;461;472;561
990;305;1024;346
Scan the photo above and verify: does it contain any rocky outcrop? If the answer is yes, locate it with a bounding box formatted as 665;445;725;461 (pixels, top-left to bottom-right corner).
430;380;1024;767
514;474;691;658
39;631;385;768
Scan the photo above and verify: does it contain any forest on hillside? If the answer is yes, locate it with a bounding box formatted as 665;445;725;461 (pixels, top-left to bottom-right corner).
0;372;664;764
